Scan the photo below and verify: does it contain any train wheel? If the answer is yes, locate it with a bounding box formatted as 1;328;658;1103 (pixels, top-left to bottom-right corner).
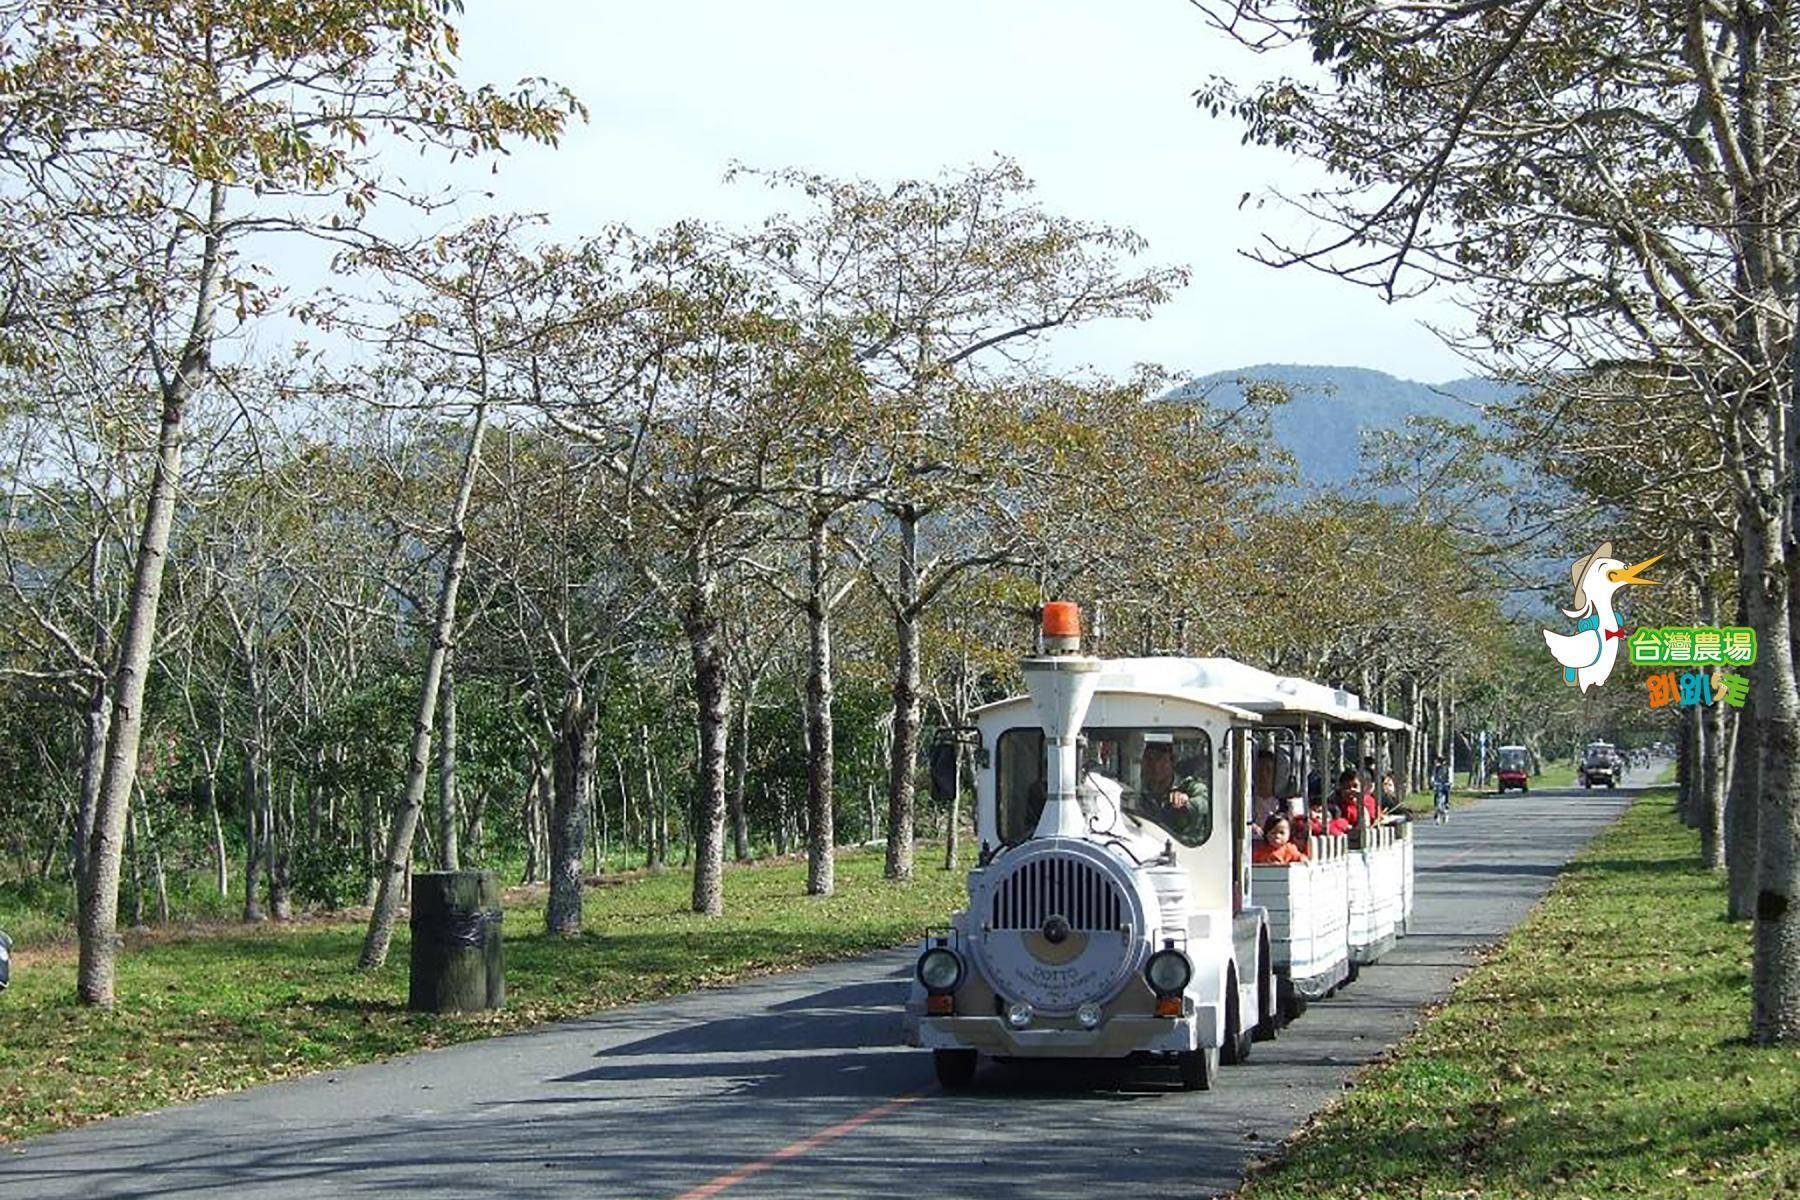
1221;974;1252;1065
1278;975;1308;1023
1255;958;1278;1041
1177;1047;1218;1091
933;1049;977;1089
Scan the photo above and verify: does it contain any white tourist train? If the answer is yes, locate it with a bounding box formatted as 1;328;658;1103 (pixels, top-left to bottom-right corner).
902;603;1415;1090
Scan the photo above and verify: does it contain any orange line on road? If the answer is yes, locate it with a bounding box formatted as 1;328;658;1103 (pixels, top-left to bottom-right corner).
672;1090;929;1200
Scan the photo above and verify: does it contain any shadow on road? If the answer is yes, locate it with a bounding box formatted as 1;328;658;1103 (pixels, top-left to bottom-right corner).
1421;862;1564;878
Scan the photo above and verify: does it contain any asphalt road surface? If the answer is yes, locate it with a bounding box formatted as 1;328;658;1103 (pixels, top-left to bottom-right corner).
1;771;1655;1200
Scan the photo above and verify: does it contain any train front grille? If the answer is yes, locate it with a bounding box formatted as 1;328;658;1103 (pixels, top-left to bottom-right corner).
989;854;1125;932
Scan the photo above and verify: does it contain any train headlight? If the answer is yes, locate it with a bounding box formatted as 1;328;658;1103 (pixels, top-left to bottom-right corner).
1076;1002;1103;1028
1006;1000;1034;1029
1144;948;1192;996
916;947;964;994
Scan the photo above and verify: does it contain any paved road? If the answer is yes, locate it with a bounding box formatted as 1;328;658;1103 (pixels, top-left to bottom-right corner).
1;775;1653;1200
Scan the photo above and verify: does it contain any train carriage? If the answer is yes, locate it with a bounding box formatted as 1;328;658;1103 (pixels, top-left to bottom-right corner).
902;604;1415;1090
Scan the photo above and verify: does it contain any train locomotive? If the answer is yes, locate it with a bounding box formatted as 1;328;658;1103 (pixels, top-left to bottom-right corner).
902;603;1414;1090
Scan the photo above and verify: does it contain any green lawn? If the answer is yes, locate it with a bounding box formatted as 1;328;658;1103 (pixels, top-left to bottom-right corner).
1238;788;1799;1200
0;844;969;1141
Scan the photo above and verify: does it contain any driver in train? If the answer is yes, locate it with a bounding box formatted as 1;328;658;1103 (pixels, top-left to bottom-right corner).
1134;742;1209;839
1140;742;1190;807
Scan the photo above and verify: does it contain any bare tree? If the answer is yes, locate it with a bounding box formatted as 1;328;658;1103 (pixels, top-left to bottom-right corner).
744;159;1185;878
0;0;579;1006
1192;0;1800;1040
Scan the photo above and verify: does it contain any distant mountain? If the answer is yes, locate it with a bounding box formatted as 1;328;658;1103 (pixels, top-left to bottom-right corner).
1172;364;1524;489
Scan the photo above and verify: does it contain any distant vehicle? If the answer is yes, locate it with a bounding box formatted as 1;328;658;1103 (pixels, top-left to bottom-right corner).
1496;745;1529;793
1580;742;1618;789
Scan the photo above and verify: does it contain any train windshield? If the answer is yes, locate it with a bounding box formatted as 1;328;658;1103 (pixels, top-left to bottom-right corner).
995;726;1214;846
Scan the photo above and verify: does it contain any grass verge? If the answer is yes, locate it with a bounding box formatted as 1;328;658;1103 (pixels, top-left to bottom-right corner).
1238;787;1798;1200
0;843;968;1142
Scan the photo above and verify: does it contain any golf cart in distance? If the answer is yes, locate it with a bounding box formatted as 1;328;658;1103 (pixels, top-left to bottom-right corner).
1579;742;1617;789
1495;745;1529;793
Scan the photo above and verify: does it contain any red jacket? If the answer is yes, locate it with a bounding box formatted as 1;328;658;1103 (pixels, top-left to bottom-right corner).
1254;840;1309;865
1311;813;1352;837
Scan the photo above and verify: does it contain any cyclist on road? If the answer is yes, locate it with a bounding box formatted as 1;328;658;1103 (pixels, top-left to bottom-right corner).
1430;756;1453;824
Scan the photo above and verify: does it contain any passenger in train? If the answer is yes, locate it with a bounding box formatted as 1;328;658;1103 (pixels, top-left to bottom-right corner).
1310;791;1353;841
1251;749;1282;829
1252;814;1308;864
1334;768;1378;826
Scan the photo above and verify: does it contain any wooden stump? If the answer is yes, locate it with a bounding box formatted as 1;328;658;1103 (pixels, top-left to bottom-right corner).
408;871;503;1012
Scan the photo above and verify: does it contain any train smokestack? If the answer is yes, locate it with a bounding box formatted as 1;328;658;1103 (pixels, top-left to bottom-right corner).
1024;603;1100;838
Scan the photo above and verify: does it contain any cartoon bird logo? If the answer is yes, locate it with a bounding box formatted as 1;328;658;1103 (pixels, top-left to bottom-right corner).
1542;543;1662;692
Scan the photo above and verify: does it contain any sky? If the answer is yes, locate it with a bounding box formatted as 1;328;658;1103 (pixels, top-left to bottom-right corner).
402;1;1476;385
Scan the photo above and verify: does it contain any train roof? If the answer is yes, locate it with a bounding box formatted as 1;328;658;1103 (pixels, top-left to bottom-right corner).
971;655;1409;731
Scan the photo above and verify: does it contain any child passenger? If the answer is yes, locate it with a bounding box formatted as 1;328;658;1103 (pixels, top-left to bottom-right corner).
1252;814;1309;864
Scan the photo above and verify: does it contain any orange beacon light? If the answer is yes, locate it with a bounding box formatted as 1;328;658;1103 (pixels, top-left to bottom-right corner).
1041;601;1081;653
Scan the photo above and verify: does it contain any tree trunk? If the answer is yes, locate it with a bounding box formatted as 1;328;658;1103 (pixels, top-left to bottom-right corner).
125;803;143;928
204;772;227;898
1703;694;1729;870
886;605;921;880
463;790;487;861
774;783;790;856
686;587;730;916
1399;677;1419;798
1439;678;1452;766
520;761;547;886
806;521;836;895
438;650;460;871
729;690;752;862
242;750;264;922
75;184;225;1007
73;681;110;889
612;751;631;867
359;400;490;970
1696;549;1726;866
1729;706;1762;920
639;724;657;868
361;790;382;907
595;757;608;871
269;772;293;921
196;744;228;899
1745;488;1800;1041
884;505;921;881
656;753;672;867
1679;706;1700;827
137;786;170;925
546;687;593;935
